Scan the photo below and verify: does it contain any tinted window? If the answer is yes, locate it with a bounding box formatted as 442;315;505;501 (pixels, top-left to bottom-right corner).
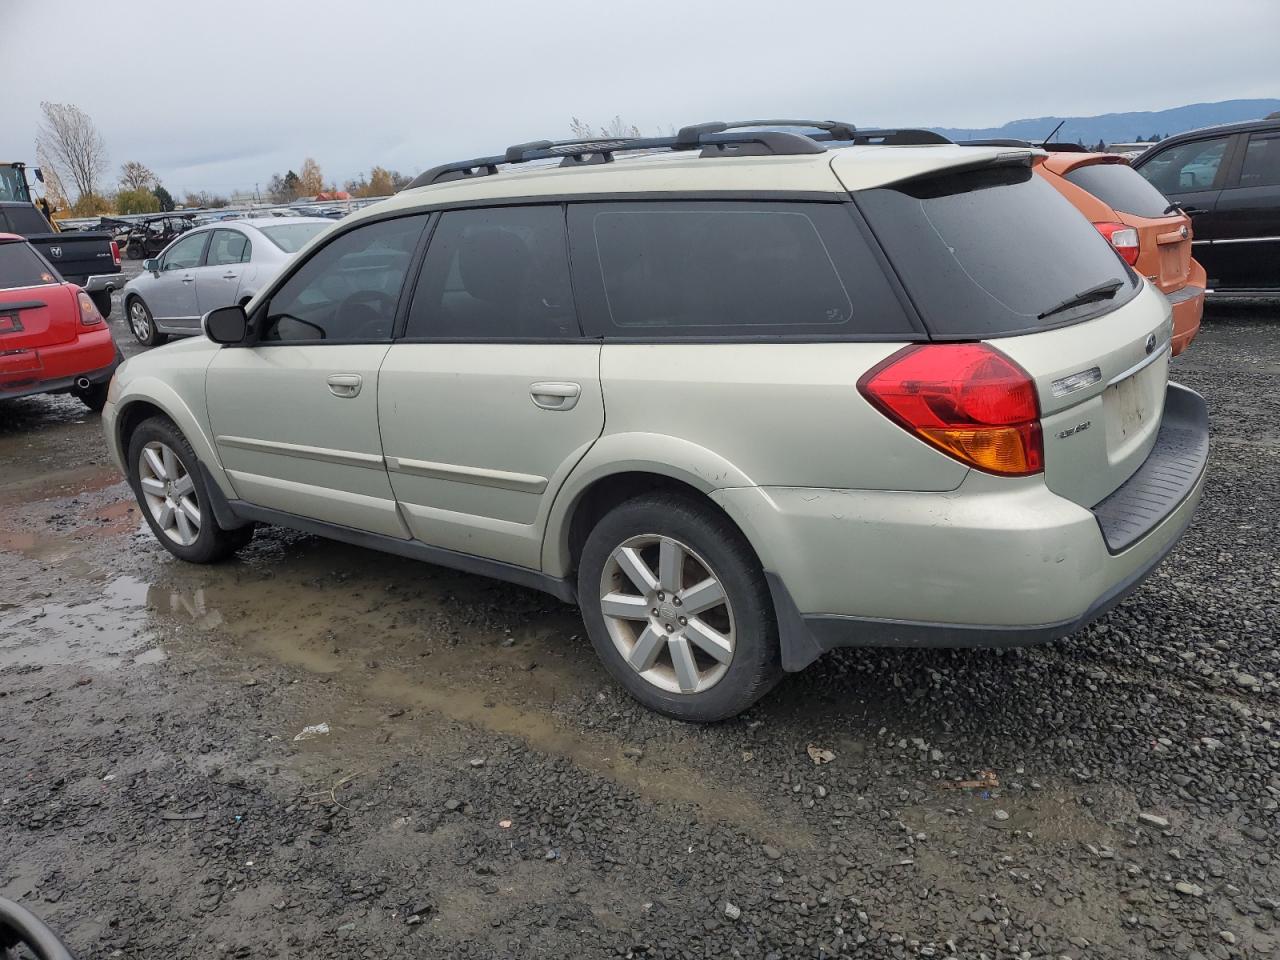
0;241;59;289
262;215;426;343
207;229;250;266
857;163;1139;338
161;231;208;271
405;206;576;339
1238;133;1280;189
571;201;912;339
0;205;53;234
1063;162;1172;218
261;222;327;252
1136;137;1229;195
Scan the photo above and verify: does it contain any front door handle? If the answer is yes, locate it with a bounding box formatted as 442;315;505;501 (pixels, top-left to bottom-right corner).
530;381;581;411
327;373;363;398
181;275;195;283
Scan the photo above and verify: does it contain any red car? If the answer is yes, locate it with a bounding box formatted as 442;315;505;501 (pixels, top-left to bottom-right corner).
0;233;119;411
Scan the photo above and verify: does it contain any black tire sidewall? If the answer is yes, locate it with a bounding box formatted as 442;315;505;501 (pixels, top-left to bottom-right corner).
128;298;164;347
126;417;239;563
578;494;781;722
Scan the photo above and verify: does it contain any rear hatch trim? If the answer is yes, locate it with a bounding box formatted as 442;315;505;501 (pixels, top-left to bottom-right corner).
1091;383;1208;554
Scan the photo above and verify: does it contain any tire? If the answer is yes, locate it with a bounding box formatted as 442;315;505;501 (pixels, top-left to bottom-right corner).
75;382;109;412
577;492;782;722
127;416;253;563
88;289;113;320
126;297;167;347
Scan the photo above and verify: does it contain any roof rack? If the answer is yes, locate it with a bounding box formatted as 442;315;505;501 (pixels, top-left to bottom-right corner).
403;119;951;189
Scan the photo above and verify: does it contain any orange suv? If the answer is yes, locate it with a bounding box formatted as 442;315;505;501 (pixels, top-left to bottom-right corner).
964;142;1204;355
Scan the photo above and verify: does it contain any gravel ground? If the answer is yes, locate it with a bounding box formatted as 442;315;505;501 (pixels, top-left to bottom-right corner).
1;294;1277;959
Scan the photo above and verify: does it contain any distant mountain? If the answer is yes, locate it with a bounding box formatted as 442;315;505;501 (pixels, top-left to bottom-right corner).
930;98;1279;146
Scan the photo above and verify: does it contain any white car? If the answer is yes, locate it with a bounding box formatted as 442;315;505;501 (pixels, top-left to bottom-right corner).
122;217;330;345
102;120;1208;721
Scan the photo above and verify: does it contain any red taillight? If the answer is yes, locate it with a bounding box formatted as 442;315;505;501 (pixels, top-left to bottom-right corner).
857;343;1044;476
110;240;121;266
76;289;104;326
1094;221;1140;266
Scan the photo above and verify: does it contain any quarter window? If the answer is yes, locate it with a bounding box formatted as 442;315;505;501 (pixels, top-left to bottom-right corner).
161;231;208;271
261;215;426;343
1136;137;1230;195
207;229;250;266
1238;133;1280;189
570;201;913;339
404;206;577;339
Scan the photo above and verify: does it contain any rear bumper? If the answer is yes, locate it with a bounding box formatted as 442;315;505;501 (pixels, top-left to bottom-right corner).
80;273;125;295
0;328;120;401
714;383;1209;670
1166;284;1203;356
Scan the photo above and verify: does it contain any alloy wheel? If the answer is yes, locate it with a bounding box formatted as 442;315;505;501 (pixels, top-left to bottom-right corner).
129;301;152;342
598;534;735;694
138;441;201;546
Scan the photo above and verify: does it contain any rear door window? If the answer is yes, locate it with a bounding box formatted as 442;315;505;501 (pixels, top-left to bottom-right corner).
1136;137;1230;195
569;201;914;339
404;205;578;339
207;229;250;265
855;163;1140;338
1237;132;1280;189
1063;162;1173;218
0;241;59;289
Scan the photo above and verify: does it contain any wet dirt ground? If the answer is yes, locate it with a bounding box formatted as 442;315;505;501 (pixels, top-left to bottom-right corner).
1;295;1278;959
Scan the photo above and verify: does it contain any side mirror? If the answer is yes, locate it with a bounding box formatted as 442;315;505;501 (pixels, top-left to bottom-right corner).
142;258;160;274
203;305;249;345
33;168;45;183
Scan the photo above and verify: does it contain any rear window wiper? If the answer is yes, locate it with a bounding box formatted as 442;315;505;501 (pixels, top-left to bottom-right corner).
1037;278;1124;321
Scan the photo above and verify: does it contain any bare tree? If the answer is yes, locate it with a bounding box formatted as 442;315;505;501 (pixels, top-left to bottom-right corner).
34;147;71;215
35;102;109;202
119;160;158;192
569;116;643;140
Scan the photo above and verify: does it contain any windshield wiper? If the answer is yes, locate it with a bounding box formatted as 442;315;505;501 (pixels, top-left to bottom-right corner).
1163;201;1185;215
1037;278;1124;321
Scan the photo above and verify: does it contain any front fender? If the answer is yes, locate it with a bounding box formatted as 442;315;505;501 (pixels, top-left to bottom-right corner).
107;374;232;499
540;431;756;577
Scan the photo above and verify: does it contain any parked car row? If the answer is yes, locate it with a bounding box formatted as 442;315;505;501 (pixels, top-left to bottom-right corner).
102;118;1214;721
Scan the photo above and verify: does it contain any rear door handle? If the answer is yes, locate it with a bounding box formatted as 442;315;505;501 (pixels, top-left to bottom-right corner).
530;381;581;411
222;272;238;280
327;373;363;398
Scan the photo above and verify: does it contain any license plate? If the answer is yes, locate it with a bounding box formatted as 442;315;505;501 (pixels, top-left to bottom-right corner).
0;348;42;381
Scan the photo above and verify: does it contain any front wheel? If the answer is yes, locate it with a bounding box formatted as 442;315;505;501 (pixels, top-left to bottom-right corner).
577;492;782;722
126;298;166;347
127;416;253;563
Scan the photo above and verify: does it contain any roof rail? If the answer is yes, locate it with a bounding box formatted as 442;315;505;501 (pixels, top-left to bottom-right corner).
403;119;950;190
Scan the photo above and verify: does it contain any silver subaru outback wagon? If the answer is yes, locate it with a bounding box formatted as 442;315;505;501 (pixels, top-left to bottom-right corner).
102;120;1208;721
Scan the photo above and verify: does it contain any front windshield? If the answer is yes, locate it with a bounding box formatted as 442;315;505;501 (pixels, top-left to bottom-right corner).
261;222;327;253
0;166;32;203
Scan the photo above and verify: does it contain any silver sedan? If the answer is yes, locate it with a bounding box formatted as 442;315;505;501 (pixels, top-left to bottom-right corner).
121;217;330;346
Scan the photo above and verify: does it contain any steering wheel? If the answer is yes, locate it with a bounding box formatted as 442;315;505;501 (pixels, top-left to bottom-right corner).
0;897;75;960
337;290;396;340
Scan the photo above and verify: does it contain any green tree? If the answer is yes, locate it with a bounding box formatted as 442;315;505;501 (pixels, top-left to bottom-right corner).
152;184;175;211
116;187;161;214
70;192;112;216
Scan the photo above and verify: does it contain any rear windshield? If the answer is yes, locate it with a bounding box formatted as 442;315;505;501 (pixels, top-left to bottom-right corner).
1063;162;1172;219
0;204;54;234
260;222;327;252
0;241;59;290
855;163;1139;338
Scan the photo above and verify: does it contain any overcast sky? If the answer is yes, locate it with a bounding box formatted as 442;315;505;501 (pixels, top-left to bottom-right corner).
6;0;1277;198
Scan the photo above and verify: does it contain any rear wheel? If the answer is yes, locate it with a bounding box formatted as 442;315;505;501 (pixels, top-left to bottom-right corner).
88;290;113;319
127;416;253;563
577;492;782;722
127;297;166;347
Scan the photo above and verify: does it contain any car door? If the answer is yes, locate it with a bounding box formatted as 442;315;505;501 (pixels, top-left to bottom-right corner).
1207;130;1280;290
205;213;429;537
196;228;251;313
147;230;209;324
378;205;604;569
1134;134;1236;288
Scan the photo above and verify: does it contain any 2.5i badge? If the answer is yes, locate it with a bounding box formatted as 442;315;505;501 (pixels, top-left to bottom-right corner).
1056;420;1092;439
